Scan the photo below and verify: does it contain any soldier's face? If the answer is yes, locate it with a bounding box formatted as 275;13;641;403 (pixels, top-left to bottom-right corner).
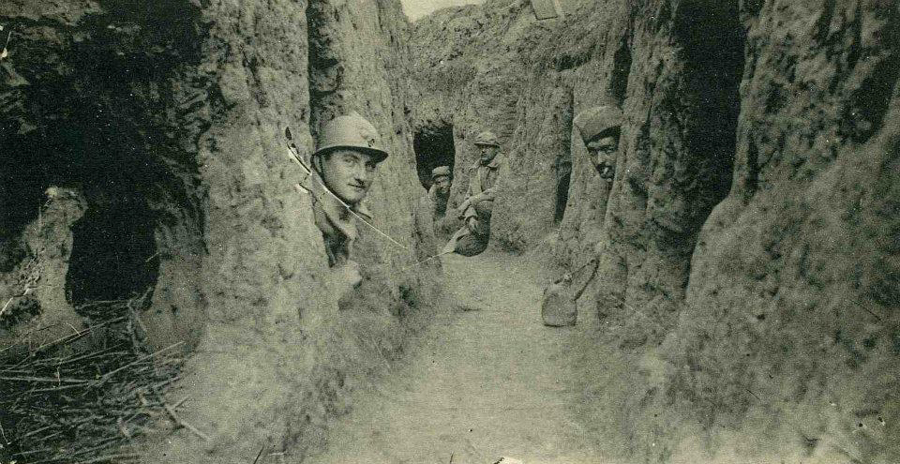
477;144;499;164
319;149;378;204
433;175;451;195
586;135;618;180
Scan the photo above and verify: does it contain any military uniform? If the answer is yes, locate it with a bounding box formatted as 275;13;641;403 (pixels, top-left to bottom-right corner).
305;112;388;295
428;165;452;219
309;171;372;266
445;131;507;257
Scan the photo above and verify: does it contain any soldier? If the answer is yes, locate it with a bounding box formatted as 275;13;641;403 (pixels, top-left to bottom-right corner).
573;103;623;182
443;131;507;257
308;112;388;291
429;165;452;219
538;103;624;326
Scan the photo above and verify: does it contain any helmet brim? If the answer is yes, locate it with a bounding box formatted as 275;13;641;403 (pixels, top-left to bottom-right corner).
313;144;389;164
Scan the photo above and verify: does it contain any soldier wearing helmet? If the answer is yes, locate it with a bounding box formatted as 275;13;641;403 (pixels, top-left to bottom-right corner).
573;103;623;182
443;130;507;257
308;112;388;289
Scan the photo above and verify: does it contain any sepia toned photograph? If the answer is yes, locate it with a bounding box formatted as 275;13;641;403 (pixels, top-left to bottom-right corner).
1;0;898;463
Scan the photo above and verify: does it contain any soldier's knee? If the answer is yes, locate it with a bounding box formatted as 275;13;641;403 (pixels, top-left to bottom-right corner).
454;235;488;257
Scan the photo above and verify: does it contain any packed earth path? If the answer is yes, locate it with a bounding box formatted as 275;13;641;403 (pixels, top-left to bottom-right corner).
306;250;606;464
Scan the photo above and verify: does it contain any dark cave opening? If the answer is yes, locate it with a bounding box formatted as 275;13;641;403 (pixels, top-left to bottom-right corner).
65;201;160;309
413;124;457;190
1;109;167;315
674;0;746;223
0;4;204;317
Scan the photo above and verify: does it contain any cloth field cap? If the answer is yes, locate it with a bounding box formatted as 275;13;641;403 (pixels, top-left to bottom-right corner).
573;104;623;142
431;166;452;179
313;111;388;163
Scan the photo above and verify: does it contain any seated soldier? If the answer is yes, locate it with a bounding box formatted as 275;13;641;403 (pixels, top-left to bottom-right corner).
443;131;507;257
573;103;623;182
308;112;388;294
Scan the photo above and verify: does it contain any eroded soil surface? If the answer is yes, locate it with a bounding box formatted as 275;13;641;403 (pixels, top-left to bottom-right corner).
306;251;605;464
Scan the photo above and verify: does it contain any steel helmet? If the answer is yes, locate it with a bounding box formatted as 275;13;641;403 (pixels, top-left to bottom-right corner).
473;131;500;147
573;104;623;142
431;166;451;179
313;112;389;163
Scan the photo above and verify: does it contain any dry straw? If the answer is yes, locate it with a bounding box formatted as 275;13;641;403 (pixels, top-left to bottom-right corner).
0;291;187;464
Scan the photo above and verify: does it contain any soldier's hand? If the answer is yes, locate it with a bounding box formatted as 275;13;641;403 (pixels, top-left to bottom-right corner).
457;200;471;216
466;217;479;232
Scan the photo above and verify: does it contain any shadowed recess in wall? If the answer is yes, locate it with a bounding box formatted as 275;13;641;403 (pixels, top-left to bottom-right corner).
673;0;745;217
554;167;570;224
414;123;456;190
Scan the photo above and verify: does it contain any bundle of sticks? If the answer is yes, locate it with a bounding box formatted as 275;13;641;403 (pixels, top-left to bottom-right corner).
0;293;186;464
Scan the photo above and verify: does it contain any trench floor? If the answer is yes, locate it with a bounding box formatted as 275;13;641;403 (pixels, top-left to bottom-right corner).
305;251;604;464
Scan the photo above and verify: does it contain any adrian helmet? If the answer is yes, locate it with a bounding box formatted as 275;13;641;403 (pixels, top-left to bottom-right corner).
473;131;500;147
313;112;389;163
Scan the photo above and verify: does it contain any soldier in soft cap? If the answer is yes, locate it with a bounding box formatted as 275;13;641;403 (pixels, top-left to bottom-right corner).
573;103;623;182
429;165;452;219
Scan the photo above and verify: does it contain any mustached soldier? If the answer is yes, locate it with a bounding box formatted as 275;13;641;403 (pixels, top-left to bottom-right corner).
444;131;507;257
308;112;388;290
573;103;623;182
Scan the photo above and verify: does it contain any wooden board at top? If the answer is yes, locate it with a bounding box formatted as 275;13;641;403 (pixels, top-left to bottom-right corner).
531;0;563;20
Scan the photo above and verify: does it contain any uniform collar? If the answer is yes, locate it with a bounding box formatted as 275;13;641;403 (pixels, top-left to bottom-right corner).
473;154;502;169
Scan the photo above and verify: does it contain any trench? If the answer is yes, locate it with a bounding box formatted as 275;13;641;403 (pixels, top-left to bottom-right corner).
305;251;605;464
3;0;892;462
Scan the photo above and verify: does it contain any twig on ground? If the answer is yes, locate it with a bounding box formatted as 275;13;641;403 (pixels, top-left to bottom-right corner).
161;401;209;441
252;445;267;464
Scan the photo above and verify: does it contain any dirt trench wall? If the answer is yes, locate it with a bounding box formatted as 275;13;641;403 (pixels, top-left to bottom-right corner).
1;1;439;462
588;0;744;344
657;1;900;462
141;0;440;462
